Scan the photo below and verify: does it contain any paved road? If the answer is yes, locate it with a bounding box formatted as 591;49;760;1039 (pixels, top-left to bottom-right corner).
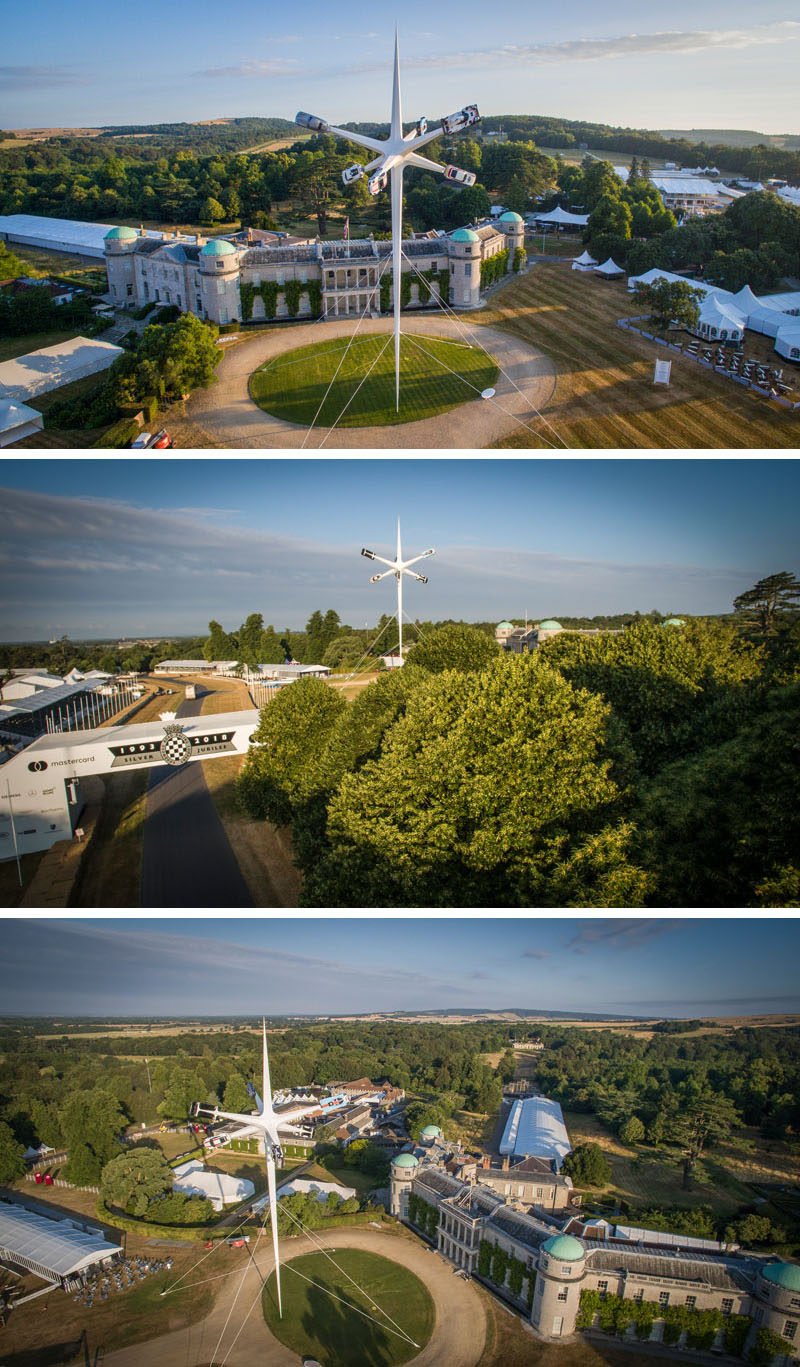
103;1225;486;1367
186;313;556;449
140;693;252;908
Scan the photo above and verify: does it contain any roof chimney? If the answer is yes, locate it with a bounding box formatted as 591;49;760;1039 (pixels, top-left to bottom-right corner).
482;1154;490;1169
502;1156;510;1171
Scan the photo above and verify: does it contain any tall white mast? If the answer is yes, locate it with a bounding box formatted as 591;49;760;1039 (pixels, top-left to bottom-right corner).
361;521;435;661
296;33;480;412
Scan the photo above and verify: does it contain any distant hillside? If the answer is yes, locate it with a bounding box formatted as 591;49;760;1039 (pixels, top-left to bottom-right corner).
658;128;800;151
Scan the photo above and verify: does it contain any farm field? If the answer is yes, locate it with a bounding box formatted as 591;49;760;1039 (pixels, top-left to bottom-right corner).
262;1248;435;1366
249;332;499;427
479;262;799;447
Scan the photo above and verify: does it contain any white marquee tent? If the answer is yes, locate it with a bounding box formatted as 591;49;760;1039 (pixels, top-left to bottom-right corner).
594;257;624;278
499;1096;572;1169
0;399;43;447
172;1160;255;1212
775;325;800;361
572;249;598;272
0;337;124;402
0;1203;120;1283
530;205;589;227
696;295;746;342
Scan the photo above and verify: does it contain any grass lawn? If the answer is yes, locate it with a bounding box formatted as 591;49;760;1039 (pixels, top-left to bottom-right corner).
249;332;499;427
0;326;83;364
477;262;799;448
262;1248;435;1367
450;1109;500;1150
320;1162;380;1199
562;1109;753;1219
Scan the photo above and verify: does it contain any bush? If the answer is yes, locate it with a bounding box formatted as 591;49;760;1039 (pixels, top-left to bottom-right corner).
218;321;239;334
150;304;181;324
94;417;141;448
131;303;155;320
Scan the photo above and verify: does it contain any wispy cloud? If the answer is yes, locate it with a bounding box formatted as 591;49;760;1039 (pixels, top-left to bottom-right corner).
0;65;89;90
568;919;684;955
523;949;550;961
391;21;800;75
199;59;303;80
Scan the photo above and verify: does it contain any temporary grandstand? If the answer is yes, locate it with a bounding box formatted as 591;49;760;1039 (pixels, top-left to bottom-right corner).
499;1096;572;1169
0;1202;120;1286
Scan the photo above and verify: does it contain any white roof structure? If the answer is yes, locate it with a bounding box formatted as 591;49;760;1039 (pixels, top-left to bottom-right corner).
259;663;332;678
0;337;124;402
778;186;800;207
499;1096;572;1169
614;1224;733;1254
0;398;44;448
276;1177;357;1203
628;268;717;298
0;1203;119;1280
775;325;800;359
731;284;762;313
531;205;589;227
697;295;746;335
172;1160;255;1212
0;214;195;260
573;250;597;266
595;257;624;277
612;169;722;201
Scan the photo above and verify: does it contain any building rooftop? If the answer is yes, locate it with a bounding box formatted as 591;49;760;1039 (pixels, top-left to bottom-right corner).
762;1262;800;1292
543;1233;585;1261
0;1202;119;1278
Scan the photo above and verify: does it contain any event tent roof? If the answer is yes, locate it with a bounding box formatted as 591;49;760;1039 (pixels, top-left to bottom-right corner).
697;295;746;331
0;337;124;403
0;214;196;259
0;399;43;448
530;205;589;226
573;250;598;266
499;1096;572;1169
775;325;800;358
731;285;762;312
0;1203;119;1278
595;258;624;276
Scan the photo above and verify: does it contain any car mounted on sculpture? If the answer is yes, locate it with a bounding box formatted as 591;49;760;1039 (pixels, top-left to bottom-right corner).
441;105;480;135
295;111;328;131
416;117;428;136
342;163;365;185
367;170;388;195
445;165;477;187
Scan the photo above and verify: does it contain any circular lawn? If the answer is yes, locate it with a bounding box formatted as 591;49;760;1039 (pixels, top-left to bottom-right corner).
249;332;499;428
262;1247;435;1366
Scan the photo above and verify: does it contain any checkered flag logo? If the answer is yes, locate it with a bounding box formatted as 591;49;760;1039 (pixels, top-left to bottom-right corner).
159;721;192;767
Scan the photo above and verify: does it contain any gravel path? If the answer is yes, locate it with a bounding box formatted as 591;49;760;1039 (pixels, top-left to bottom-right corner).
187;313;556;449
102;1225;487;1367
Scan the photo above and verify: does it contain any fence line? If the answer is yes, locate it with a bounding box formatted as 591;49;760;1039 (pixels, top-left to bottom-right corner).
617;318;800;408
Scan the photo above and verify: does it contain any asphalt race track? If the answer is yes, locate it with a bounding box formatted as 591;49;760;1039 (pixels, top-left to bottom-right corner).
140;692;252;908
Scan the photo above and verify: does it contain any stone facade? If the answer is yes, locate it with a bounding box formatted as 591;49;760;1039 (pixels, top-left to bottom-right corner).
103;214;525;324
391;1151;800;1363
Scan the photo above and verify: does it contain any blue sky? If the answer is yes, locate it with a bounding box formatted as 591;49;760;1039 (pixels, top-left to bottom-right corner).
2;458;798;639
3;917;799;1016
2;2;799;132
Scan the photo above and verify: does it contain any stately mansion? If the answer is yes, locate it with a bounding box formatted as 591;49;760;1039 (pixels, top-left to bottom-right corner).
103;214;525;325
390;1128;800;1361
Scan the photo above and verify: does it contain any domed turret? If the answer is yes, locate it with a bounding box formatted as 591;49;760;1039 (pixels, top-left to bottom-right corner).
542;1234;584;1261
662;617;685;627
392;1152;420;1169
104;225;138;242
538;620;563;632
449;228;481;308
531;1233;587;1340
762;1263;800;1293
200;238;237;258
420;1125;442;1144
450;227;480;244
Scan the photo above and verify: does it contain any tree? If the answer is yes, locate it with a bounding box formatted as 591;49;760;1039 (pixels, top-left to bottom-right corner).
136;313;221;397
237;612;265;667
410;624;498;674
0;241;22;281
561;1142;611;1187
223;1072;252;1113
497;1049;517;1084
669;1087;741;1189
237;675;346;826
59;1089;125;1181
734;571;800;637
204;619;237;662
101;1146;173;1216
633;279;704;331
586;194;632;243
619;1116;645;1146
0;1121;25;1184
157;1067;207;1121
199;196;225;223
315;657;651;908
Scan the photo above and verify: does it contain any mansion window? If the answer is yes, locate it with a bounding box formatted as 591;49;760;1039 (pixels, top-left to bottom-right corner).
685;1297;696;1309
784;1323;797;1341
557;1289;568;1302
659;1293;670;1308
597;1282;608;1300
722;1299;734;1316
536;1188;543;1199
633;1289;644;1302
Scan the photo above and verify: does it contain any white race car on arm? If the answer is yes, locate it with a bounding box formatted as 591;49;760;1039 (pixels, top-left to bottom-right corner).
445;165;476;186
441;105;479;135
295;111;328;131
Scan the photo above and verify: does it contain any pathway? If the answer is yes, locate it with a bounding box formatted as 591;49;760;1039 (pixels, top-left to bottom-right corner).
186;313;557;449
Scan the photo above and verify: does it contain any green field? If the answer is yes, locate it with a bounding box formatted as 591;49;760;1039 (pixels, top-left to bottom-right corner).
262;1248;435;1366
249;332;499;428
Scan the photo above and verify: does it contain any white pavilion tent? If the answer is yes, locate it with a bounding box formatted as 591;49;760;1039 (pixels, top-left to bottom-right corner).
0;399;43;447
695;295;746;342
746;305;786;338
775;325;800;361
594;257;624;278
0;337;124;402
0;1204;120;1284
730;284;762;317
499;1096;572;1169
572;249;598;273
530;205;589;227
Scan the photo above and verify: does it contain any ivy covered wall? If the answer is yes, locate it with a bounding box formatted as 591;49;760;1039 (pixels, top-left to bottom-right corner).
239;279;322;322
575;1289;778;1359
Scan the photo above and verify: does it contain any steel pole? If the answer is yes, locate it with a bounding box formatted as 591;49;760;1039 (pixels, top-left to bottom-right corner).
391;164;403;412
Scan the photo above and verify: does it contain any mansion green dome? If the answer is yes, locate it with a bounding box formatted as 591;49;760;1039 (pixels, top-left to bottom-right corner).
542;1234;584;1262
762;1263;800;1292
200;238;237;256
450;228;479;243
496;621;514;630
538;620;563;631
104;225;137;240
498;211;523;223
392;1152;419;1169
420;1125;442;1139
663;617;686;627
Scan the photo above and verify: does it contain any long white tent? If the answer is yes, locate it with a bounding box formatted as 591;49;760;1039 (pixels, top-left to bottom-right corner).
0;1203;120;1283
0;336;123;402
0;399;43;447
0;214;193;259
499;1096;572;1169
